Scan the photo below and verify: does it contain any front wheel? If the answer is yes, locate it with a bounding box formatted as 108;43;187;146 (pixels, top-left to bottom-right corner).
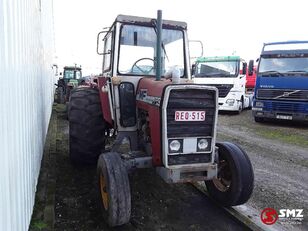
254;116;264;123
205;142;254;206
97;152;131;227
237;98;244;114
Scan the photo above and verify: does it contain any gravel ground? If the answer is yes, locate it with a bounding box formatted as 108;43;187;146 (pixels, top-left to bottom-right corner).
216;110;308;230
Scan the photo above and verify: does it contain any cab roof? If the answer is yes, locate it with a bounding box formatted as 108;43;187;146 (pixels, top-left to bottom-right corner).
64;66;82;70
115;14;187;30
196;56;240;62
262;40;308;55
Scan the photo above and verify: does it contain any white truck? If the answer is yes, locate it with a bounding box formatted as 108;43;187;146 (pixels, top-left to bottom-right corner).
193;56;252;113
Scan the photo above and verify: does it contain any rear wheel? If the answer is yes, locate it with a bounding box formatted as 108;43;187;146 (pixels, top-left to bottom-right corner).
97;152;131;227
205;142;254;206
68;87;105;165
57;87;65;104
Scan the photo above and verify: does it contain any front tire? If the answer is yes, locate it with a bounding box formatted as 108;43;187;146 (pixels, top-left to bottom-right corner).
68;87;105;165
97;152;131;227
205;142;254;206
237;97;244;114
254;116;264;123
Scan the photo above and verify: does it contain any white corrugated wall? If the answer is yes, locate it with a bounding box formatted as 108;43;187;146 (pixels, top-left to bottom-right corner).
0;0;55;230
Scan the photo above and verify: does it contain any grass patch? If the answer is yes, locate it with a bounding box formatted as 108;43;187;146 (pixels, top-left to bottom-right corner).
256;129;308;147
30;220;48;230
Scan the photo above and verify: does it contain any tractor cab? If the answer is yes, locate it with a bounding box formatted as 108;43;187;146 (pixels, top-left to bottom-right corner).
97;14;189;80
63;66;82;79
56;65;82;103
62;65;82;86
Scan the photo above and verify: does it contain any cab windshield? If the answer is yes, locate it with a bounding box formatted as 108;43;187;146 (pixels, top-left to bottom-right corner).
195;61;239;77
258;55;308;77
118;24;185;77
63;70;81;79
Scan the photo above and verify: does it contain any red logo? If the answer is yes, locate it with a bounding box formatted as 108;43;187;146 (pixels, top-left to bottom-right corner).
261;208;278;225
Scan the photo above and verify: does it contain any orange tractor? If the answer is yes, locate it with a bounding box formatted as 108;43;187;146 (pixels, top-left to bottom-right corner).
68;11;254;227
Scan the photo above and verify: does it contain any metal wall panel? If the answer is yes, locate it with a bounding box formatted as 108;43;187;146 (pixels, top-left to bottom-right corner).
0;0;55;230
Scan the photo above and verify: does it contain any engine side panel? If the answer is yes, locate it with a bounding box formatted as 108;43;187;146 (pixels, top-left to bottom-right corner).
136;78;171;166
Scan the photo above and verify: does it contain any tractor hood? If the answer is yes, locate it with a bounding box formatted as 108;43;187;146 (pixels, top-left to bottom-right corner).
136;78;171;107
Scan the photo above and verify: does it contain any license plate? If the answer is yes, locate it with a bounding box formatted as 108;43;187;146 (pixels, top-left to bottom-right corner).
276;114;292;120
175;111;206;121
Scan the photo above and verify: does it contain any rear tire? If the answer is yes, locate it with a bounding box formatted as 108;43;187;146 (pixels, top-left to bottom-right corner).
205;142;254;206
68;87;105;165
57;87;65;104
97;152;131;227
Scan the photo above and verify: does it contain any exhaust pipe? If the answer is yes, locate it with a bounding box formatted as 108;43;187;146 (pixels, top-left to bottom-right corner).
155;10;162;81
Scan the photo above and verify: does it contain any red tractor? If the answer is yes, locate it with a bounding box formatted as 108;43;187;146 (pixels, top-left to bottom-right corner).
68;11;254;227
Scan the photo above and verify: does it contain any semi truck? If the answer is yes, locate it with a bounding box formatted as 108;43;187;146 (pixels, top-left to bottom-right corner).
252;41;308;122
193;56;252;113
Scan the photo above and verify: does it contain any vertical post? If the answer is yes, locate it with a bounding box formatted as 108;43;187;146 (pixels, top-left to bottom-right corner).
156;10;162;81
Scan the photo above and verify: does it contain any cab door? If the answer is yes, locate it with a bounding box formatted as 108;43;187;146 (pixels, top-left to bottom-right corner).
98;29;114;126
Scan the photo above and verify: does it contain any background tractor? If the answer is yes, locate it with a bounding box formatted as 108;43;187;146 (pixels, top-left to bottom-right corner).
68;11;254;227
56;65;82;104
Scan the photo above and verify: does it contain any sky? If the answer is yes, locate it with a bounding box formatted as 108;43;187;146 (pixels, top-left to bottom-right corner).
53;0;308;75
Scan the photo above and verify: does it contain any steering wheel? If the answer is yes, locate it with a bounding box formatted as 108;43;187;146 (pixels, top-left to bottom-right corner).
131;58;155;74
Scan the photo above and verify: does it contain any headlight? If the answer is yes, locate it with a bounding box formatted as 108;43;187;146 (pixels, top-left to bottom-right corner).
197;138;208;150
169;139;182;153
197;138;211;152
226;99;235;106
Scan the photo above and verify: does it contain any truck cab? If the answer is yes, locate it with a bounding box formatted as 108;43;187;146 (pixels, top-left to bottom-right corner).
252;41;308;122
193;56;251;113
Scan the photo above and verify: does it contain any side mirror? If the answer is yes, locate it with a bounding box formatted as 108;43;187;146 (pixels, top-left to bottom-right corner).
189;40;204;59
248;60;254;76
96;29;109;55
242;63;247;75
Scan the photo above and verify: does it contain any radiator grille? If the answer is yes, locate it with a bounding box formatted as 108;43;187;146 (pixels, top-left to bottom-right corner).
166;89;216;138
205;84;233;98
257;89;308;101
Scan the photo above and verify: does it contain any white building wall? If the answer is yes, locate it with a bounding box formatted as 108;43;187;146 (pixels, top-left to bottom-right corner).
0;0;55;230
